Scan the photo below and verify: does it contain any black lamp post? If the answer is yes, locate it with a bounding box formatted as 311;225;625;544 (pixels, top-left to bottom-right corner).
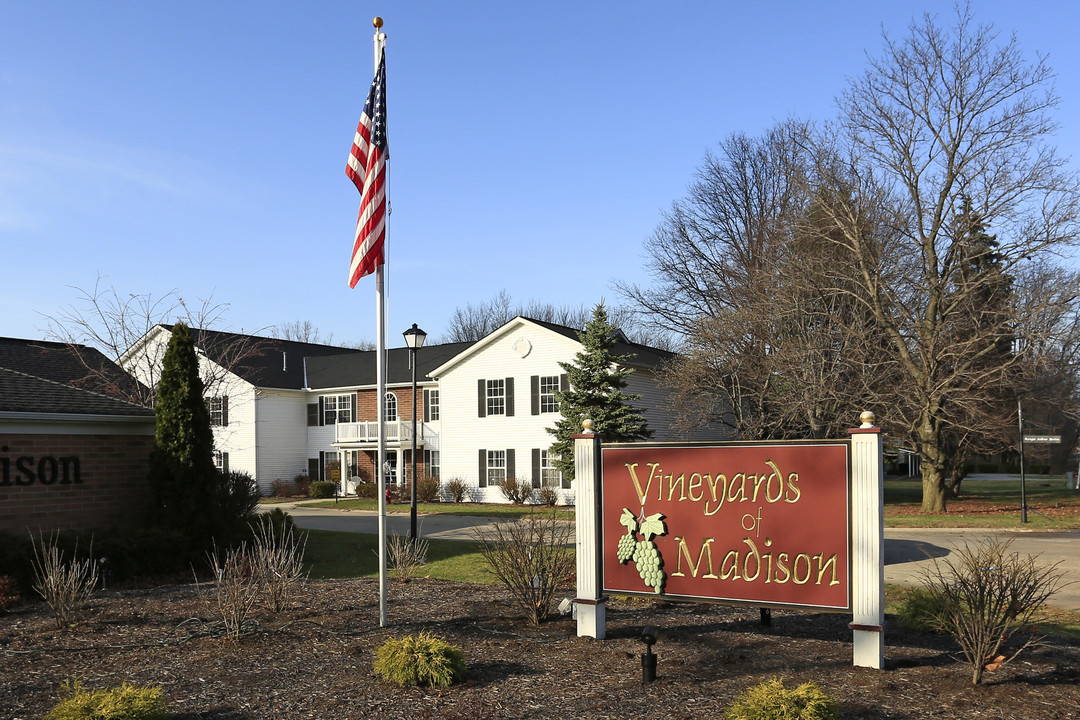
403;323;427;539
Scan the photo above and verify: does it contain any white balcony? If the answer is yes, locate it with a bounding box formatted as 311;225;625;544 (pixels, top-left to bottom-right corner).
334;421;438;448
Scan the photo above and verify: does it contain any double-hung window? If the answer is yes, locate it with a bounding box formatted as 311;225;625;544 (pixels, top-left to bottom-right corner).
323;394;352;425
486;450;506;485
541;450;561;487
384;392;398;422
486;379;505;416
208;396;228;426
539;376;560;413
423;388;440;421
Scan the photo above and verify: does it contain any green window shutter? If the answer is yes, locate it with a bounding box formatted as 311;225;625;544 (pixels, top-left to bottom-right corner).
423;389;430;422
532;448;541;488
506;377;515;417
318;452;325;482
222;396;229;427
352;393;359;422
307;458;319;480
221;452;229;474
530;375;540;415
478;449;487;488
477;379;486;418
506;448;516;481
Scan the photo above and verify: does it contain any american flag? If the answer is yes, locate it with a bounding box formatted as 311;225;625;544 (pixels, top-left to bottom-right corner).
346;49;388;287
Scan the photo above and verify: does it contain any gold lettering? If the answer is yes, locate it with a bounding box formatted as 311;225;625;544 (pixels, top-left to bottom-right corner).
815;552;840;586
785;471;801;503
688;473;704;502
667;472;686;502
741;537;761;582
762;538;773;583
751;472;768;502
792;553;812;585
719;549;741;580
626;462;663;504
774;552;791;584
727;473;747;503
671;536;717;578
764;460;784;503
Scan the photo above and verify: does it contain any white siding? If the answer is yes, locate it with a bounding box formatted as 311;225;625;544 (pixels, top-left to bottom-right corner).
210;372;257;480
253;389;309;493
436;321;580;500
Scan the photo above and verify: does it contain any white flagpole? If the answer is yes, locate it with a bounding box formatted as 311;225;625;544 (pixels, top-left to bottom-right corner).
372;16;389;628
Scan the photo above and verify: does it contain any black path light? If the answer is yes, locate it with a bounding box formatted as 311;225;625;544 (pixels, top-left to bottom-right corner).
639;626;659;683
402;323;427;540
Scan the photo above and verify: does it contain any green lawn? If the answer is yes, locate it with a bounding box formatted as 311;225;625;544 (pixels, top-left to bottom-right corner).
303;529;493;584
289;498;575;520
884;476;1080;529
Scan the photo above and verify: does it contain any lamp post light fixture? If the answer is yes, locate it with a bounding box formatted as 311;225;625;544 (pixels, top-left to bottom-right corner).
403;323;427;540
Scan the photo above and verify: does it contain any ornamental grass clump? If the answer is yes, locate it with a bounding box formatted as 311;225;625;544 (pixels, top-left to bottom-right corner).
373;632;467;687
724;678;838;720
47;680;168;720
30;533;98;628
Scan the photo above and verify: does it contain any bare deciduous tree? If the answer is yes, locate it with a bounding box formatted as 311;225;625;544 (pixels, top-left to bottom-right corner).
812;5;1080;511
438;290;672;349
42;276;268;406
272;320;334;345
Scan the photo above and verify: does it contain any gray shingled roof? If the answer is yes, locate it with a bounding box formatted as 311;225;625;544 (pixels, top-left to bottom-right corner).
305;342;474;390
0;338;154;417
161;325;365;390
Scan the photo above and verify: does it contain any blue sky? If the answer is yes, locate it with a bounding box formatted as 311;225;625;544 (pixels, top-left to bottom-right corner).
3;1;1079;348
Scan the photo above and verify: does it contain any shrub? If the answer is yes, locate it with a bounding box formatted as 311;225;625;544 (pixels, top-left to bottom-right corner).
47;680;167;720
417;477;442;503
355;481;378;499
0;575;20;611
308;481;338;499
534;486;559;506
894;586;946;633
384;532;429;583
472;511;574;624
444;478;467;503
31;533;98;628
271;478;297;497
216;470;261;541
250;517;307;612
203;543;260;640
724;678;838;720
919;537;1066;685
373;632;467;687
498;476;531;504
294;473;312;496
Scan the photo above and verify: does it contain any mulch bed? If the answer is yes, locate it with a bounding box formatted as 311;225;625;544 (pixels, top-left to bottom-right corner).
2;578;1079;719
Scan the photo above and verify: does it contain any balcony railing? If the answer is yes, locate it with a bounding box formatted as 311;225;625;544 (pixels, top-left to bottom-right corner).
334;421;437;448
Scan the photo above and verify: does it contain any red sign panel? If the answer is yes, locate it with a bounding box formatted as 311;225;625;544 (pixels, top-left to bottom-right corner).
601;442;850;611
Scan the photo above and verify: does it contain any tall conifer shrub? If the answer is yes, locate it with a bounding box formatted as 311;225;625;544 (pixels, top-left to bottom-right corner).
548;304;652;482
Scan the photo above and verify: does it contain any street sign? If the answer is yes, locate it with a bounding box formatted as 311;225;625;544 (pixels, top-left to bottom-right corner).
1023;435;1061;444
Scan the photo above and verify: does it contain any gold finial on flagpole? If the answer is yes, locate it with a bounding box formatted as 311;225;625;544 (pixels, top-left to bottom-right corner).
373;16;383;28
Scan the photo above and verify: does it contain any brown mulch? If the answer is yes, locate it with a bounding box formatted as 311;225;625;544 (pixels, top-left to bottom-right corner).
1;578;1078;720
889;496;1080;521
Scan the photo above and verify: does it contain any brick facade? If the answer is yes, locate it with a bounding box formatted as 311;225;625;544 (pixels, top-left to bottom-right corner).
0;431;155;534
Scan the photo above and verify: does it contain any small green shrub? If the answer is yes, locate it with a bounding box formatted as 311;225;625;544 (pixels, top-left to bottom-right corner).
444;478;467;503
47;680;168;720
250;508;296;538
373;632;467;687
355;481;378;499
294;473;312;495
417;477;441;503
725;678;838;720
894;586;946;633
308;481;338;499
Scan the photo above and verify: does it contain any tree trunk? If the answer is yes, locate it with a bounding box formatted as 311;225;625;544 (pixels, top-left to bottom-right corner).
919;415;949;512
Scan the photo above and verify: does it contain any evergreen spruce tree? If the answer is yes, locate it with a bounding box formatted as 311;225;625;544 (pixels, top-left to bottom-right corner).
148;322;219;545
548;304;652;482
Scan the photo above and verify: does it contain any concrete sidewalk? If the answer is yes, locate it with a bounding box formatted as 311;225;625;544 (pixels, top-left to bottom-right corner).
267;502;1080;610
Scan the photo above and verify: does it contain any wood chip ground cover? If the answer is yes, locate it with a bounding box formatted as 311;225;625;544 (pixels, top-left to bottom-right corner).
1;578;1078;719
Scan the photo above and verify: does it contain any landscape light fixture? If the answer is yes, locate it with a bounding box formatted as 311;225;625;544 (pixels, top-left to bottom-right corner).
403;323;427;539
639;626;659;683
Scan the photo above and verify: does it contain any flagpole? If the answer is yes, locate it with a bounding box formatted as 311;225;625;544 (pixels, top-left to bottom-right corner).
372;16;389;628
